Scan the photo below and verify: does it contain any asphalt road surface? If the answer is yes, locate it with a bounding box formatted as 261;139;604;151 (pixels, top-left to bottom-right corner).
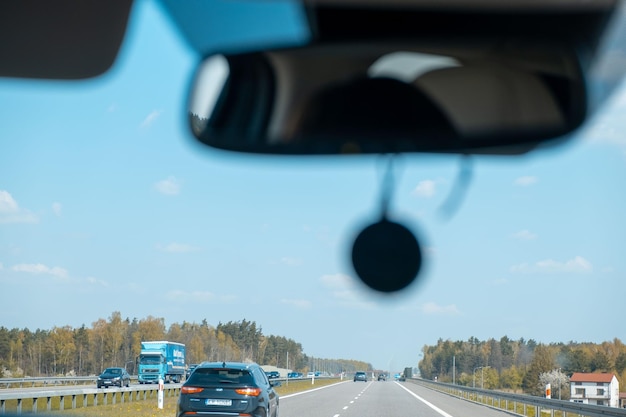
281;380;514;417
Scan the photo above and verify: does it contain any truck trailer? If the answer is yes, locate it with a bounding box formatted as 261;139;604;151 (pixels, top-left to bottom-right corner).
138;340;186;384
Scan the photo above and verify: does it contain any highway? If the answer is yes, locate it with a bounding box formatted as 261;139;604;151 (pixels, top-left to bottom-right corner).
4;379;625;417
281;380;512;417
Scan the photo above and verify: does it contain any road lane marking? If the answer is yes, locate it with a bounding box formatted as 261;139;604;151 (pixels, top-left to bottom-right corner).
281;380;350;399
395;382;455;417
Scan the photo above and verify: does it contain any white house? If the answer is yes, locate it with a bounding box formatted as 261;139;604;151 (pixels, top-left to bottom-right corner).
569;372;620;407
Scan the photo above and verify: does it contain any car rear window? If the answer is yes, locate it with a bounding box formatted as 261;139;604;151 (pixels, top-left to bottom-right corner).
187;368;254;385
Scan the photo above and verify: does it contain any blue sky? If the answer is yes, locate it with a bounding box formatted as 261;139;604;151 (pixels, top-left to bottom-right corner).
1;0;626;372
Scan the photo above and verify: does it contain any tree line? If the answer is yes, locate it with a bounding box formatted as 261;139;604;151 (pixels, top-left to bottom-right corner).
0;312;371;377
418;336;626;396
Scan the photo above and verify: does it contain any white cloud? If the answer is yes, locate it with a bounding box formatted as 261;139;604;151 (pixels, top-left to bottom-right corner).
280;257;302;266
86;277;109;287
0;190;38;224
511;229;538;240
420;302;460;315
280;298;312;309
514;176;538;187
52;202;62;217
167;290;215;302
510;256;593;274
140;110;162;129
154;176;181;195
157;242;200;253
536;257;593;273
12;263;68;279
412;180;436;198
320;273;353;289
0;191;18;212
319;273;377;309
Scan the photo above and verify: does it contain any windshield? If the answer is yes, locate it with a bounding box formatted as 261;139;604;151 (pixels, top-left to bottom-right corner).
0;0;625;415
140;356;163;365
187;368;254;385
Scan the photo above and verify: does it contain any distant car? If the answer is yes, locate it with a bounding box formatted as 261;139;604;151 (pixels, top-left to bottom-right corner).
265;371;280;379
178;362;279;417
287;372;302;378
377;373;386;381
186;364;199;380
354;371;368;382
97;367;130;388
307;372;315;378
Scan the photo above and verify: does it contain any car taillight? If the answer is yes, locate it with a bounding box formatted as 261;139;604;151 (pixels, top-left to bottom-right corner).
181;387;204;394
235;387;261;396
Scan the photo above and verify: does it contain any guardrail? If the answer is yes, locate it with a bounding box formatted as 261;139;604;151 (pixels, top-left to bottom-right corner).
409;378;626;417
0;376;150;389
0;377;98;389
0;384;179;415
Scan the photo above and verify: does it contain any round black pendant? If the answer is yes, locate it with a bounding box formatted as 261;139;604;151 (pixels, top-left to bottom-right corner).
351;218;422;293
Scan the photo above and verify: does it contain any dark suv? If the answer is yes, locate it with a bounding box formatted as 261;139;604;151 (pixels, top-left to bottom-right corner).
178;362;279;417
354;371;368;382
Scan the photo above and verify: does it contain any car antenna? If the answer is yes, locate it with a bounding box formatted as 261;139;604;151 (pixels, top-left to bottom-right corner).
351;154;422;293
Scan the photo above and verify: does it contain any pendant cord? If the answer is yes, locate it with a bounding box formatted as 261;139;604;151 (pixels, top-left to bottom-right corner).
379;154;398;220
439;155;473;220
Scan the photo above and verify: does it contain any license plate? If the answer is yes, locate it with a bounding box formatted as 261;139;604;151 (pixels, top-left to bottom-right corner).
205;399;232;406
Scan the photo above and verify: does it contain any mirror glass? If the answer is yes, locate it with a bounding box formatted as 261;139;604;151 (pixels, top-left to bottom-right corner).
189;41;586;155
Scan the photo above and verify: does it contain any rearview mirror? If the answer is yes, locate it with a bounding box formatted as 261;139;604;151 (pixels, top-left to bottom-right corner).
188;40;586;155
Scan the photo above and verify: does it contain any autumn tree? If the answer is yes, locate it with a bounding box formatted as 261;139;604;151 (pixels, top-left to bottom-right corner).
522;344;556;395
48;326;76;375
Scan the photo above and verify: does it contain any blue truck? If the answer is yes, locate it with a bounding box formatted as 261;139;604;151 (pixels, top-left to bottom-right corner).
138;341;186;384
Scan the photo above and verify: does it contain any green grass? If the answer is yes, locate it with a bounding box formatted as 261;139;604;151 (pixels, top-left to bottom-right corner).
51;396;178;417
275;377;341;395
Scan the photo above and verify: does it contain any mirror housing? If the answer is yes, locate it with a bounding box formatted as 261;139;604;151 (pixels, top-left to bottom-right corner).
189;40;587;155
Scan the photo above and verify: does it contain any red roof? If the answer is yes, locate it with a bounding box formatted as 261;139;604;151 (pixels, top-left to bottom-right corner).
570;372;615;383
